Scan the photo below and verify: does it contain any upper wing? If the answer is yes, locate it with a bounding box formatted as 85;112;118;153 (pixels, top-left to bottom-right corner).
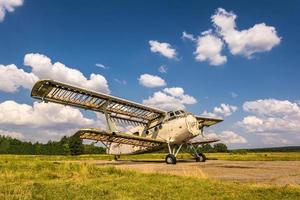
76;128;165;148
31;79;166;125
195;115;223;128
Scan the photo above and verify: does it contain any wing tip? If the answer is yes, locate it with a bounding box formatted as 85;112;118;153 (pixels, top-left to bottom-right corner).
31;79;58;98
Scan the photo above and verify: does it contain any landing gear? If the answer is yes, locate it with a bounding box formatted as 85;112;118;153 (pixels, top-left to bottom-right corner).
165;143;183;165
164;143;206;164
114;155;120;161
188;144;206;162
195;152;206;162
165;154;177;164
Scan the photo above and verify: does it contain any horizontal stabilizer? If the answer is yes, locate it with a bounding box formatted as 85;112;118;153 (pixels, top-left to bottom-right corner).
195;115;223;127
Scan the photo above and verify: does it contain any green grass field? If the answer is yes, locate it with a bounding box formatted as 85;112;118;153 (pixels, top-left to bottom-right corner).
13;151;296;161
3;152;297;162
0;153;300;199
206;152;300;161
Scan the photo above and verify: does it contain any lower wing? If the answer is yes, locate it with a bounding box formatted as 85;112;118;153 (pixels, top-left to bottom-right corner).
76;128;165;148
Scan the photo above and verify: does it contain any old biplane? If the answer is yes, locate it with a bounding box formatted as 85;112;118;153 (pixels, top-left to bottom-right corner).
31;79;223;164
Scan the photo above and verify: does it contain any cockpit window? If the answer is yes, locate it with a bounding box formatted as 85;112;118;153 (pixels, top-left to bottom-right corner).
168;112;174;117
166;110;187;121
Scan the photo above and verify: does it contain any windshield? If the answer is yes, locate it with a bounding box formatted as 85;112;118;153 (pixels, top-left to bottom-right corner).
167;110;186;120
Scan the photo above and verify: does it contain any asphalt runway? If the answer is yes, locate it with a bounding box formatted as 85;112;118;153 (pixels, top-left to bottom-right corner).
90;159;300;186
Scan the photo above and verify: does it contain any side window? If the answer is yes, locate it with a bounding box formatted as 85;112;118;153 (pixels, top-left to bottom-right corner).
175;111;181;116
169;112;174;117
169;112;176;120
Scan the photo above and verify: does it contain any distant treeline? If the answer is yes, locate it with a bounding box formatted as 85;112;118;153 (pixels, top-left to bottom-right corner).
1;134;299;155
232;146;300;153
0;134;229;155
190;143;300;153
196;143;228;153
0;135;105;155
199;144;300;153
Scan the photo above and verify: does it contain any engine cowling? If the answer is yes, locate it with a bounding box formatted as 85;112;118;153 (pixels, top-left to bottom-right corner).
186;114;200;136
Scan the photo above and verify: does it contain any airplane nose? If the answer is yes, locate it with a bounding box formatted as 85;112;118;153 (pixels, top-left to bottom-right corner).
186;115;200;136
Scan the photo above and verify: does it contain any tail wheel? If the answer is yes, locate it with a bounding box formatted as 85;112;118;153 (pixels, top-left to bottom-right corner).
195;153;206;162
165;154;177;164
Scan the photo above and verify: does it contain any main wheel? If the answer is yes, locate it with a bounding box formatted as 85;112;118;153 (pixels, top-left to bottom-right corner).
114;155;120;161
165;154;177;164
195;153;206;162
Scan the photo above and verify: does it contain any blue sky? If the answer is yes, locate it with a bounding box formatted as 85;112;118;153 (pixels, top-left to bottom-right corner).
0;0;299;148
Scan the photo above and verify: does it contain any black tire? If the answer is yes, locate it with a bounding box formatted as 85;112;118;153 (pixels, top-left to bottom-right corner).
114;155;120;161
165;154;177;164
195;153;206;162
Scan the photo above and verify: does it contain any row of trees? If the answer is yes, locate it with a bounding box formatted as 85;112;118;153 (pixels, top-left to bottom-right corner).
0;135;105;155
197;143;228;153
0;134;228;155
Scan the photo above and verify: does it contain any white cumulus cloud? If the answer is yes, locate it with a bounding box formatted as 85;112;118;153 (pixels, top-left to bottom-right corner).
143;87;197;111
0;100;94;128
261;134;291;146
138;74;166;88
0;100;105;142
212;8;281;57
194;30;227;66
206;130;247;144
202;103;237;118
239;99;300;134
201;111;219;118
0;64;39;92
163;87;184;97
243;99;299;117
0;0;23;22
214;103;237;116
24;53;110;94
149;40;177;59
219;131;247;144
0;54;110;94
242;116;264;128
143;91;185;111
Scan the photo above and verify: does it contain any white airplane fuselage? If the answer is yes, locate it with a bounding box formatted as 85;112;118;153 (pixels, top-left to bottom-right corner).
107;113;201;155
